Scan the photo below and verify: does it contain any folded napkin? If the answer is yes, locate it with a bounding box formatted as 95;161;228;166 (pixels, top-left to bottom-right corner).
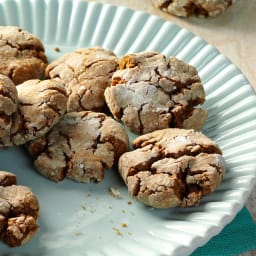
192;207;256;256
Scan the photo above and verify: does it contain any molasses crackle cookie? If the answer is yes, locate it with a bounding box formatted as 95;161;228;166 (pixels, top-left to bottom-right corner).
28;111;128;183
46;47;119;112
152;0;235;18
0;75;67;147
105;51;207;134
0;171;39;247
119;129;225;208
0;26;47;84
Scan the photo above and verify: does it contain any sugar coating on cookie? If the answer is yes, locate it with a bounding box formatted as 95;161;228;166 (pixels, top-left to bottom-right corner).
105;51;207;134
152;0;234;17
0;75;18;138
0;26;47;84
118;128;225;208
0;171;39;247
0;79;67;147
28;111;129;183
46;47;119;112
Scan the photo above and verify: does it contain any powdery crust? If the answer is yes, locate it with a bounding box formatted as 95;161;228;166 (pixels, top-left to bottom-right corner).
0;79;67;147
0;171;39;247
0;26;47;84
152;0;234;17
118;128;225;208
105;51;207;134
46;47;119;112
28;111;128;183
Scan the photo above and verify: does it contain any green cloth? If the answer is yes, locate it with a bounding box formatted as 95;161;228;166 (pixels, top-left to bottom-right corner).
192;207;256;256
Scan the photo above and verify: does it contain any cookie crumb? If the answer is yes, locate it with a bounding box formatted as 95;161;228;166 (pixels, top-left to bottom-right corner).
109;187;121;198
112;227;122;236
127;201;132;205
74;232;83;236
81;204;86;210
121;223;127;228
54;47;60;52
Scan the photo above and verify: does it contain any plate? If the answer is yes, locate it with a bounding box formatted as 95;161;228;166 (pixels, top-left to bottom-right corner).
0;0;256;255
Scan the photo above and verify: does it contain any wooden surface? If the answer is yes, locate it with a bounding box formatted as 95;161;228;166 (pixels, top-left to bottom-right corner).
88;0;256;254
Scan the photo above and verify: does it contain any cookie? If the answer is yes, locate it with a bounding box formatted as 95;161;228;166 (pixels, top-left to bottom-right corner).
0;79;67;147
28;111;129;182
46;47;119;112
0;26;47;84
152;0;234;18
118;128;225;208
0;75;18;139
0;171;39;247
105;51;207;134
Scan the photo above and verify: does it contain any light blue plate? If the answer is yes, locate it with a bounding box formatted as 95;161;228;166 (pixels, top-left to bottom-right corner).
0;0;256;255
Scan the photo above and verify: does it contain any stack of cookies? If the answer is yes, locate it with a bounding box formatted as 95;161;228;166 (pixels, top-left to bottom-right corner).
0;26;226;246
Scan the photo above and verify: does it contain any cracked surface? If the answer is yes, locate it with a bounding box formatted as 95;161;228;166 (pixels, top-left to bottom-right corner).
0;75;18;139
0;26;47;84
105;51;207;134
46;47;119;112
27;111;129;183
118;128;225;208
152;0;234;17
0;79;67;147
0;171;39;247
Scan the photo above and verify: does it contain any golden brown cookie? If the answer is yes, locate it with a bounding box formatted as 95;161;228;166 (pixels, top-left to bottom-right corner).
0;79;67;147
0;75;18;139
118;128;225;208
46;47;119;112
0;171;39;247
28;111;129;183
0;26;47;84
152;0;234;18
105;51;207;134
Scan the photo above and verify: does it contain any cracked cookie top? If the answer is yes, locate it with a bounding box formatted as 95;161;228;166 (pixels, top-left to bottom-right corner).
0;75;18;139
152;0;234;18
0;26;47;84
0;79;67;147
105;51;207;134
118;128;225;208
0;171;39;247
27;111;129;183
46;47;119;112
